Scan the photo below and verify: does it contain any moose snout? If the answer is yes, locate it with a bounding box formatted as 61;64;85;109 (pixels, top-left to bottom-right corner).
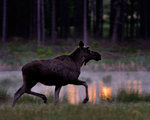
91;51;101;61
95;54;101;61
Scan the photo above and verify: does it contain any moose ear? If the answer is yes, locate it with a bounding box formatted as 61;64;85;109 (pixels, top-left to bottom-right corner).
79;41;84;48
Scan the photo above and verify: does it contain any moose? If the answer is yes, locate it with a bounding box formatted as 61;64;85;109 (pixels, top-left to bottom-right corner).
12;41;101;106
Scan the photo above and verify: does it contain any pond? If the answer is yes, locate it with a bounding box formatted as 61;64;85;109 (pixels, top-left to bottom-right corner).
0;71;150;104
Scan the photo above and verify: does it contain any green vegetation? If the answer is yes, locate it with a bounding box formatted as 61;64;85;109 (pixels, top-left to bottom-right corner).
1;88;150;120
0;87;10;103
16;93;68;105
0;40;150;71
1;103;150;120
113;90;150;103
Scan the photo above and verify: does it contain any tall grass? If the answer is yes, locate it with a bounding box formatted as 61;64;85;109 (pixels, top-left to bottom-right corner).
1;103;150;120
16;92;68;105
113;90;150;103
0;87;10;103
1;88;150;120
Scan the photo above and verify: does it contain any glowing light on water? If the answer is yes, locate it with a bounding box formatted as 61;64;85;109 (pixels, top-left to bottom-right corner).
44;86;50;96
93;83;97;103
89;86;93;102
138;81;142;95
99;80;111;100
67;85;75;104
42;80;142;105
127;80;142;94
0;71;147;104
127;80;131;93
101;86;111;100
75;88;79;104
133;80;137;92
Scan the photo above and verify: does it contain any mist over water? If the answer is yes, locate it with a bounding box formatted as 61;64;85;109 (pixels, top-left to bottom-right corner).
0;71;150;104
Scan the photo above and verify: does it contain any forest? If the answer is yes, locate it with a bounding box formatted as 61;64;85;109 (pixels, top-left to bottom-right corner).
1;0;150;45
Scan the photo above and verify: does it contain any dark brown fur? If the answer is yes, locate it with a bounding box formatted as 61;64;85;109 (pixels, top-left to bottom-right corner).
12;41;101;106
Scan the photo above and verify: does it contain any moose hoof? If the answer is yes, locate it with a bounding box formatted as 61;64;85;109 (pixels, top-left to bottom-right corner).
44;99;47;104
82;98;89;104
42;97;47;104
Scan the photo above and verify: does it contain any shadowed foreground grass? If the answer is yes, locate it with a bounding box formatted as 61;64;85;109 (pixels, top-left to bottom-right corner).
0;103;150;120
0;89;150;120
1;88;150;120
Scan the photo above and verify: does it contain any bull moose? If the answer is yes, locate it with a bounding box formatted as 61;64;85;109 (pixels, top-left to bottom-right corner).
12;41;101;106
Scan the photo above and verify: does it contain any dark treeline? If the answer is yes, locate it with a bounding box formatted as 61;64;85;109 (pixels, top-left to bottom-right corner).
0;0;150;45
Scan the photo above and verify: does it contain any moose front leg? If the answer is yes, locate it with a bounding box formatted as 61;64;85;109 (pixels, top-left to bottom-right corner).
54;85;62;105
72;80;89;104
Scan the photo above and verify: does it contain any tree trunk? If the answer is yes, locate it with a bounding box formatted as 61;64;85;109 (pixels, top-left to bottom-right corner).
118;0;127;41
142;0;150;39
57;0;69;39
64;0;69;39
99;0;103;38
109;0;115;38
83;0;87;45
51;0;56;43
135;0;140;38
37;0;41;46
129;0;135;39
74;0;83;40
29;0;35;40
112;0;121;43
96;0;103;38
2;0;7;43
41;0;45;44
87;0;91;37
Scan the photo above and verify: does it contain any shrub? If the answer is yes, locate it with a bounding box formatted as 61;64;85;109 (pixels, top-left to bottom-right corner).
0;87;10;103
115;90;141;103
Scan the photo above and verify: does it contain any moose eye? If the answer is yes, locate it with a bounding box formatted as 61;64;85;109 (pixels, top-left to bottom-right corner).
90;51;94;55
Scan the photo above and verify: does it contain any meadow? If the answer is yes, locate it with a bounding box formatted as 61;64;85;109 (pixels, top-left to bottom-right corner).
1;87;150;120
0;103;150;120
0;40;150;71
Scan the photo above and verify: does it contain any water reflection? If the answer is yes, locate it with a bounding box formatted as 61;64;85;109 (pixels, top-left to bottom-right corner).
127;80;142;94
99;80;111;100
0;71;147;104
67;85;74;104
89;83;97;103
64;79;142;104
42;79;142;104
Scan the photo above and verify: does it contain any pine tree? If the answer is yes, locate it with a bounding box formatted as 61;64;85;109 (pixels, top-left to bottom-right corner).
2;0;7;43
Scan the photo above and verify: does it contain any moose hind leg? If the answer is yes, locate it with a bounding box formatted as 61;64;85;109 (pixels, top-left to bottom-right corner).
72;80;89;104
26;91;47;104
12;86;25;107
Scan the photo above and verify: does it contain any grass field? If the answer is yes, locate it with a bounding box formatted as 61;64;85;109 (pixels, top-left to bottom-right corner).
0;103;150;120
0;40;150;71
1;88;150;120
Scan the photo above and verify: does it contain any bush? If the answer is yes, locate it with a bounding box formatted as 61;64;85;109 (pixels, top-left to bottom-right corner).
113;90;150;103
17;95;43;104
0;87;10;103
115;90;141;103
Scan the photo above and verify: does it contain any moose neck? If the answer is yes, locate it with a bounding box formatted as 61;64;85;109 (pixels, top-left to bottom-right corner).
69;48;85;70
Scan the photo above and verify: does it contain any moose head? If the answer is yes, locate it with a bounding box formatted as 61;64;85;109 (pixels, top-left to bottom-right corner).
78;41;101;65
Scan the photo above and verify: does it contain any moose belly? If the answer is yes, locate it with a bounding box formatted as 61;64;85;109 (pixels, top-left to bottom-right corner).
38;70;80;86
